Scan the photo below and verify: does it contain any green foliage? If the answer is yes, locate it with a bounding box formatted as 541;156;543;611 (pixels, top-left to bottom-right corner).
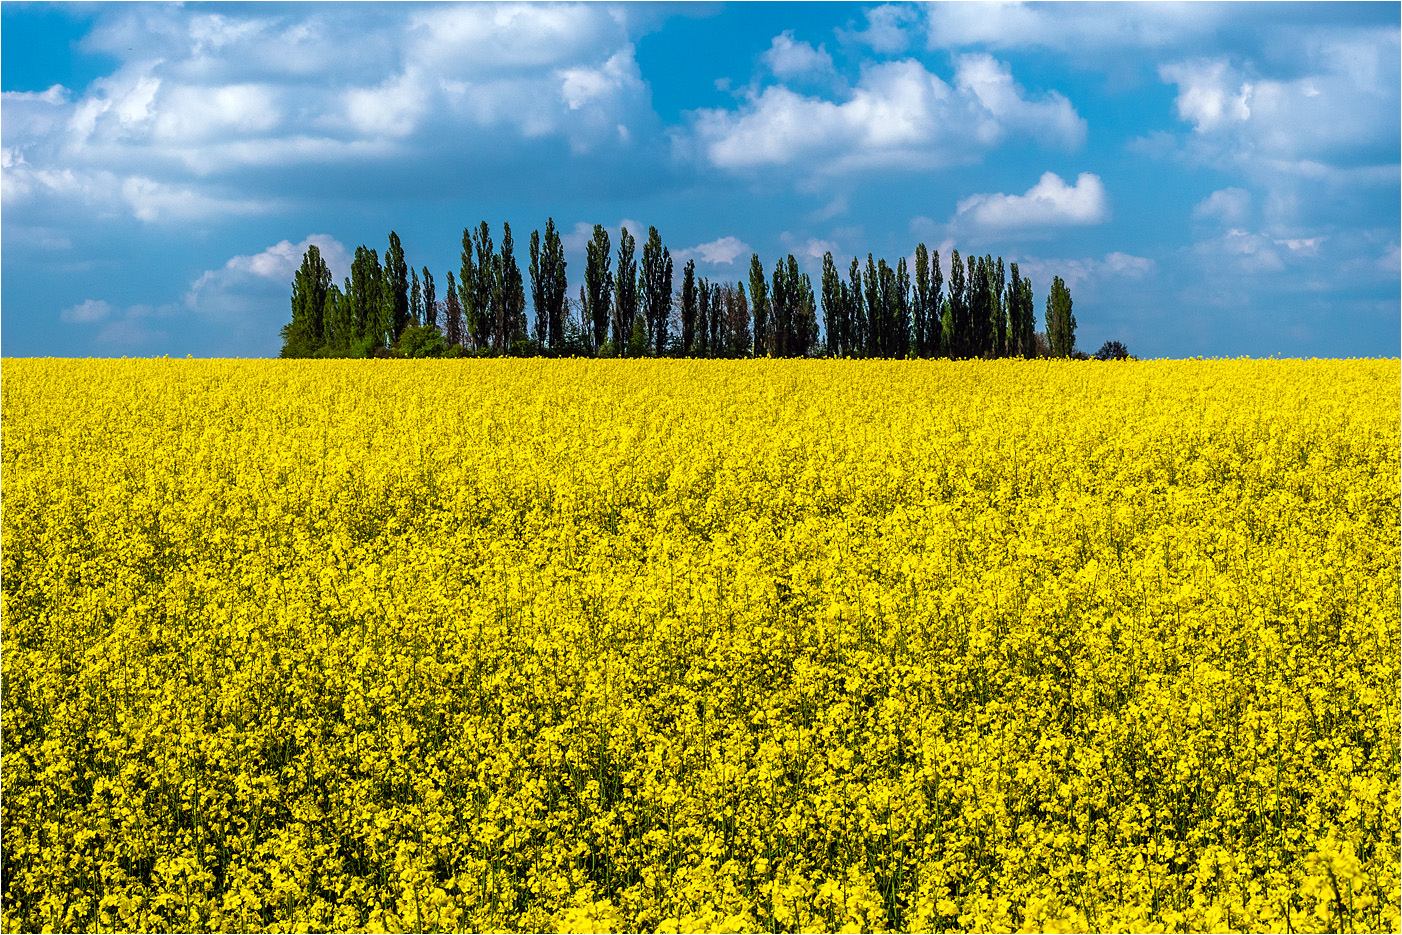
639;226;673;356
395;322;447;358
281;224;1081;364
748;254;769;357
585;226;612;355
613;227;638;354
1046;275;1076;358
681;260;697;355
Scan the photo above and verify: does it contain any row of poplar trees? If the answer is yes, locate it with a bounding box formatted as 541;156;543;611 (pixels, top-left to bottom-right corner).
282;222;1077;359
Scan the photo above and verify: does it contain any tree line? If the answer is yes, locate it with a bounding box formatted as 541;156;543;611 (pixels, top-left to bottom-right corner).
281;222;1091;360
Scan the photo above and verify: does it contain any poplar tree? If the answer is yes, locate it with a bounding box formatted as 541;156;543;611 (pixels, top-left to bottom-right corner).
385;231;409;343
500;223;526;349
443;271;464;349
422;267;437;332
409;268;422;327
1006;262;1023;357
543;218;567;349
348;245;384;353
471;222;496;350
929;249;943;357
821;251;842;356
770;257;790;357
281;243;333;358
584;225;612;353
613;227;638;353
323;282;348;355
530;227;548;347
789;255;819;357
913;244;930;358
1019;276;1035;357
640;226;673;356
696;276;710;356
1046;275;1076;357
895;256;911;357
681;259;697;354
993;256;1007;357
848;258;865;356
947;248;966;358
748;254;769;356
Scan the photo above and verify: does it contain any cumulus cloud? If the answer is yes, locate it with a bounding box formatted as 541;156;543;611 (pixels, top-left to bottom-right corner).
2;3;654;224
1014;251;1156;294
955;172;1109;231
764;32;835;80
840;4;918;55
953;54;1085;149
677;236;752;266
1192;187;1252;225
61;299;114;324
686;54;1083;175
186;235;350;319
925;2;1223;53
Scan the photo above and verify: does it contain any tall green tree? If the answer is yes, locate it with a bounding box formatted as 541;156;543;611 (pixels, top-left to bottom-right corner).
820;252;843;356
530;227;547;347
281;243;333;358
543;219;567;349
929;249;943;357
640;226;673;356
1019;276;1035;358
613;227;638;354
584;225;612;353
993;256;1007;358
323;282;348;355
913;244;930;358
385;231;410;343
422;267;437;332
470;222;496;350
788;255;819;357
499;223;527;349
443;271;463;348
894;256;911;357
696;276;710;357
1046;275;1076;357
748;254;769;356
947;248;966;358
348;245;385;354
409;267;423;327
770;257;790;357
680;259;697;354
863;255;881;355
848;258;865;356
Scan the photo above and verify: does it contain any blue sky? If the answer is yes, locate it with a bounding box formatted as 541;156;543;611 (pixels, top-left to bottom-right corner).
2;1;1398;358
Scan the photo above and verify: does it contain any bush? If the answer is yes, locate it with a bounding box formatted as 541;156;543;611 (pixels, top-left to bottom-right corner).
1094;340;1131;361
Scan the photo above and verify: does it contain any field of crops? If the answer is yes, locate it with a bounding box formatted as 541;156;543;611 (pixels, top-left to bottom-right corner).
2;358;1398;933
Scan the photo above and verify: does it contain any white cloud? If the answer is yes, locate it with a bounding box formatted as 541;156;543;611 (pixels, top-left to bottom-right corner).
764;31;835;80
2;3;653;224
2;85;71;105
678;236;752;266
1159;60;1253;132
955;172;1109;230
186;235;351;316
687;55;1083;175
559;46;644;111
1192;187;1252;225
1102;252;1155;277
1013;252;1156;294
953;54;1085;150
840;4;917;55
926;2;1221;53
61;299;114;324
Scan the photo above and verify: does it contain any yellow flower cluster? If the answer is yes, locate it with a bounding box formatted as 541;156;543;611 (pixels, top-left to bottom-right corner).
3;358;1398;933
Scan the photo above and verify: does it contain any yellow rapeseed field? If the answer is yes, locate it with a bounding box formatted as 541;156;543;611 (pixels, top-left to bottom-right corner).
2;358;1398;934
